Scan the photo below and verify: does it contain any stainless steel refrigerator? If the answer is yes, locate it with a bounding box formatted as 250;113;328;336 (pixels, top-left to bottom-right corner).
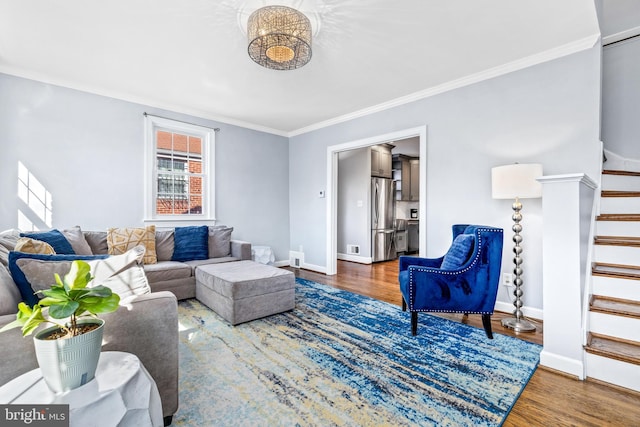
371;177;396;262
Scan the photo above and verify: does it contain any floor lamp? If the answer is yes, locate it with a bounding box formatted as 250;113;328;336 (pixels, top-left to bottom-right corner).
491;163;543;332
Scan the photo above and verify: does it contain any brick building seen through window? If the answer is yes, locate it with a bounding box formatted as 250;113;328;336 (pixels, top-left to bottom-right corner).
156;130;203;215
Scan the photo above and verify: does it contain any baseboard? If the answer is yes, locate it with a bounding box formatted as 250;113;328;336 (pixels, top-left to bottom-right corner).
273;260;290;267
494;301;543;321
300;262;327;274
337;253;372;264
540;350;584;380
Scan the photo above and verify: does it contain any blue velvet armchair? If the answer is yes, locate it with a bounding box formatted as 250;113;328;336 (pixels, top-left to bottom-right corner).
398;225;503;338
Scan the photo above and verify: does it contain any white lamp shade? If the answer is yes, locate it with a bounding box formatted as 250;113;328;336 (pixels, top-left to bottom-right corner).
491;163;543;199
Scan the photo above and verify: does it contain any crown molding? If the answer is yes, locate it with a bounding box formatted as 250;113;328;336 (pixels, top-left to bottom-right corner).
603;26;640;46
288;33;601;137
1;32;600;140
0;66;289;137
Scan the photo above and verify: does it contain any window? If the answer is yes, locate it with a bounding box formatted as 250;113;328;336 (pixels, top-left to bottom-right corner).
144;115;215;222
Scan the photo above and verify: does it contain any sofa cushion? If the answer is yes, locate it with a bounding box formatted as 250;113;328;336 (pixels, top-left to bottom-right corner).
441;234;475;270
62;226;93;255
8;252;107;306
0;264;21;316
14;237;55;254
155;230;175;262
208;226;233;258
107;226;157;264
143;262;192;283
84;231;109;255
0;230;20;268
172;226;208;262
20;229;75;255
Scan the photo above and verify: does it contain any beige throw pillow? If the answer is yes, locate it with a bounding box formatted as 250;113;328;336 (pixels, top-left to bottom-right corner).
15;237;56;255
107;226;157;264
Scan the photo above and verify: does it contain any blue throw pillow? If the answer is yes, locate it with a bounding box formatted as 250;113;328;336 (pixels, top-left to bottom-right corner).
20;229;76;255
171;226;209;262
441;234;475;270
8;252;108;306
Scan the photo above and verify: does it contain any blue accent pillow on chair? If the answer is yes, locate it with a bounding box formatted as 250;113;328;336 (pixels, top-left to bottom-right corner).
172;226;209;262
440;234;475;270
20;229;75;255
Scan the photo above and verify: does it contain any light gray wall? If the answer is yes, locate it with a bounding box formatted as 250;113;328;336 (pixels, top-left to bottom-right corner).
0;73;290;261
337;148;370;258
602;37;640;159
289;46;602;311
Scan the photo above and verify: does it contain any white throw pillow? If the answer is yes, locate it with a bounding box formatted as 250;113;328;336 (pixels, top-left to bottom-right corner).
87;245;150;302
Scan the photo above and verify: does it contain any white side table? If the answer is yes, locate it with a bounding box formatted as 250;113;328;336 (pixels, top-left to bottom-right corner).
252;245;275;265
0;351;163;427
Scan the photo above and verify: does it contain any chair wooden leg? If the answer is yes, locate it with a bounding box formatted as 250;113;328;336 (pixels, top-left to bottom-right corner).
482;314;493;339
411;312;418;336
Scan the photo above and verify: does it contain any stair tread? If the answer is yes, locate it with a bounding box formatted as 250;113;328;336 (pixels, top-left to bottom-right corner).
603;170;640;177
597;214;640;221
602;191;640;197
586;333;640;366
591;295;640;318
593;262;640;280
594;236;640;247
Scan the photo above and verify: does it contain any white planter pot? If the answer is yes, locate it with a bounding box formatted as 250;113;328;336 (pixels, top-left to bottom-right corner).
33;318;104;393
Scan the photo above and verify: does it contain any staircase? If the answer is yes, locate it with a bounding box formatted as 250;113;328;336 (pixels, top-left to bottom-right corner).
585;169;640;391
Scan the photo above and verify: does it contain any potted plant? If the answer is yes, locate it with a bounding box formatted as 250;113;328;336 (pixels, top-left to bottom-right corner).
0;259;120;392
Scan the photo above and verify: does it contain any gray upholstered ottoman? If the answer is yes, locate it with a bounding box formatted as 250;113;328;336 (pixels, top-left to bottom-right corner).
195;260;295;325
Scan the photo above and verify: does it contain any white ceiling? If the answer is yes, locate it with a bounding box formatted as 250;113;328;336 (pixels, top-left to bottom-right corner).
0;0;600;136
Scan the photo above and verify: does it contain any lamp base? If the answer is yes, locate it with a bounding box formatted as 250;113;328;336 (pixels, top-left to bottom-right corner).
501;317;536;332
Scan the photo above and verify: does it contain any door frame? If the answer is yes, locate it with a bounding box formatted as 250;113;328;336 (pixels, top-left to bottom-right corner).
325;126;427;275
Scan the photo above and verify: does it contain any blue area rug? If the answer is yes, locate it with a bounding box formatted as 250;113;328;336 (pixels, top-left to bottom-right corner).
173;278;541;426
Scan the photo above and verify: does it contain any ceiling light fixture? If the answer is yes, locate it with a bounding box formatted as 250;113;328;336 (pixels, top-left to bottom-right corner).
247;5;312;70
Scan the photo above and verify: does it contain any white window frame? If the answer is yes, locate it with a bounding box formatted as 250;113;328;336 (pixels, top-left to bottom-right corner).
144;114;215;224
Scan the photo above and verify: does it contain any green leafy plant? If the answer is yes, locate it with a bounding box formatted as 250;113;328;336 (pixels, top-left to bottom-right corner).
0;260;120;338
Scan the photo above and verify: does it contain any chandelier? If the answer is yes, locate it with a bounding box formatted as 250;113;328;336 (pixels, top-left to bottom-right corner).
247;5;312;70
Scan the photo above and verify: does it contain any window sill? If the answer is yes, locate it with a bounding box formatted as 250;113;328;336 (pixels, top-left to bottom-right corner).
143;218;217;229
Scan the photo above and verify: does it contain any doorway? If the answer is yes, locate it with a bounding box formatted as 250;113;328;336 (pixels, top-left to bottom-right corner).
325;126;427;275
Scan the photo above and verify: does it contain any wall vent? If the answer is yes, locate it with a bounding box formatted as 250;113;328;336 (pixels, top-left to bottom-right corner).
347;245;360;255
289;251;304;268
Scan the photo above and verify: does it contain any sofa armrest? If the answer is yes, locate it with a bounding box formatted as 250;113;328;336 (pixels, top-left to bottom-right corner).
0;314;39;387
231;240;252;260
101;291;178;420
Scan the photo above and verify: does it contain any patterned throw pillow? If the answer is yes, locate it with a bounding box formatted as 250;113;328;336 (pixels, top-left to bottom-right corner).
15;237;56;255
107;226;157;264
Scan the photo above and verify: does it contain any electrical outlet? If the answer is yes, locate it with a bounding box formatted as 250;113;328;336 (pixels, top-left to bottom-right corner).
502;273;513;286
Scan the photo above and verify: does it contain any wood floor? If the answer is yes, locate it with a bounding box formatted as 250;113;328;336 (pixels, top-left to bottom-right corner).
285;259;640;426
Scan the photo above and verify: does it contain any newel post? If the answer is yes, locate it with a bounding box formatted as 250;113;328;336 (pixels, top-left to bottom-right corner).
536;173;597;379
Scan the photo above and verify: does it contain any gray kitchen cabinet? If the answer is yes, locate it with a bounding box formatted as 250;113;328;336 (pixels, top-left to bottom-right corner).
392;154;420;201
371;144;392;178
409;159;420;201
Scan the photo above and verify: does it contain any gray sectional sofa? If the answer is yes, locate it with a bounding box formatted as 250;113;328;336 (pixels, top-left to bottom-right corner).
0;226;252;426
83;228;252;300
